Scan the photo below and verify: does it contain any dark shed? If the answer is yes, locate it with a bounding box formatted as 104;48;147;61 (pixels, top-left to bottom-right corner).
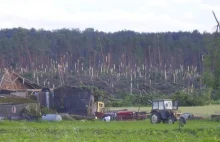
53;85;96;116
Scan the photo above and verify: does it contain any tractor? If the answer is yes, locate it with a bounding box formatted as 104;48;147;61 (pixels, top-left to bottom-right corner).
150;99;184;124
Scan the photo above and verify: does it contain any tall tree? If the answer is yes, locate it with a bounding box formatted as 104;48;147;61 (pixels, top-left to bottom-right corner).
203;11;220;99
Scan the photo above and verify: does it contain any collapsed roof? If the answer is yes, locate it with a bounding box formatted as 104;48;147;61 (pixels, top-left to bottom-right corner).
0;69;43;90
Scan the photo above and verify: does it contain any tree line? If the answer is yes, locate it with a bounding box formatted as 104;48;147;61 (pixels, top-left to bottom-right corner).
0;28;210;71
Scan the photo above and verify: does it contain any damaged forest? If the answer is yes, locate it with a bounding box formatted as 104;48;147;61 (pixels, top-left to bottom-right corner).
0;28;217;106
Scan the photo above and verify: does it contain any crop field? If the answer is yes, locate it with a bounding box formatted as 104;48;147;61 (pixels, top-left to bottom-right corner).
110;105;220;118
0;120;220;142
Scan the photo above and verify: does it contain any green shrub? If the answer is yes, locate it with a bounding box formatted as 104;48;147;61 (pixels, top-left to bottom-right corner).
171;88;212;106
41;106;57;114
111;100;123;107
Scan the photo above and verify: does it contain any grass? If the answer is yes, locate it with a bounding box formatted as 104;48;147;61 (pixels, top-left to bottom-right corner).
110;105;220;118
0;120;220;141
0;105;219;141
0;95;37;103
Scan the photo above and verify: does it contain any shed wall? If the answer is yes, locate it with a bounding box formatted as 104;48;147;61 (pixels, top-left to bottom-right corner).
54;86;95;116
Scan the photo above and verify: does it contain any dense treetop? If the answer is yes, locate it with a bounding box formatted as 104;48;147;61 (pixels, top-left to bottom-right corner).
0;28;212;70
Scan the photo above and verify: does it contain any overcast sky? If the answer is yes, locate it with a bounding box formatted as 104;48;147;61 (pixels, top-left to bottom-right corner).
0;0;219;33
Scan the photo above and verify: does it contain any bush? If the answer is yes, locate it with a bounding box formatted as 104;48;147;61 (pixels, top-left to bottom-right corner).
109;88;214;107
171;88;212;106
210;99;220;105
41;106;57;115
111;100;123;107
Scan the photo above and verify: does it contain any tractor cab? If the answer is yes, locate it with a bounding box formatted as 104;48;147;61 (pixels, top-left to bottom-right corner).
152;99;178;110
150;99;182;124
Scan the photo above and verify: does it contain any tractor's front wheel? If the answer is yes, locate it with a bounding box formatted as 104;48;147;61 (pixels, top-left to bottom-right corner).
167;117;174;124
151;113;161;124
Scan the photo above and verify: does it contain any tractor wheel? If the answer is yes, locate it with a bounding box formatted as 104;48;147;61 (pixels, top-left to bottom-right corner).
179;117;186;124
167;117;174;124
151;113;161;124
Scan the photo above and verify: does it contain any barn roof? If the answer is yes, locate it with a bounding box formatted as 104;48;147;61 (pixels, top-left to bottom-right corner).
0;69;43;90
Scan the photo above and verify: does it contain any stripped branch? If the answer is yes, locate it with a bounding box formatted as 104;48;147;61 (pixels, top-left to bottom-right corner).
212;11;220;32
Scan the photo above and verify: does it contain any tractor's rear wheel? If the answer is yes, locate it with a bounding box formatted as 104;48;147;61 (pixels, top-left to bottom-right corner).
151;113;161;124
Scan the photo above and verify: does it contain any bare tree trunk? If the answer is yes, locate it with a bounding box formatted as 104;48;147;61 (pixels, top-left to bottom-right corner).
157;35;161;68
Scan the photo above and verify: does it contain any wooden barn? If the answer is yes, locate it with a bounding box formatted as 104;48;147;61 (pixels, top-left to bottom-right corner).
0;69;53;108
0;69;42;90
53;85;103;116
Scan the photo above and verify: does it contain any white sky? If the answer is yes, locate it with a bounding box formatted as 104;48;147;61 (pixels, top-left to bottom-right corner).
0;0;219;33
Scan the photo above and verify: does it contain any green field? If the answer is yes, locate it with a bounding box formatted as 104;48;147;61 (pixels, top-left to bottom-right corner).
0;105;219;142
0;120;220;142
110;105;220;118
